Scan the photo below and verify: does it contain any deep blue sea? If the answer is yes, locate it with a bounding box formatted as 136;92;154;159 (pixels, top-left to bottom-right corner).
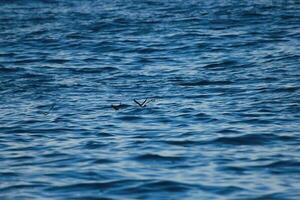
1;0;300;199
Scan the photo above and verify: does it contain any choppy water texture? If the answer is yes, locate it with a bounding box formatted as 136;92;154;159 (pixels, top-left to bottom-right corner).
1;0;300;199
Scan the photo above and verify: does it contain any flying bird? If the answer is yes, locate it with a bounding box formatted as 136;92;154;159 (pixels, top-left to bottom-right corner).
133;98;154;107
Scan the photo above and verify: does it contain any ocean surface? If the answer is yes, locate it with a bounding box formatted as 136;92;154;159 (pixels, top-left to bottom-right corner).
1;0;300;199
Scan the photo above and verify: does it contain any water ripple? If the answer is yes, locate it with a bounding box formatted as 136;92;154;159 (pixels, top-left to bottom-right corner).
1;0;300;199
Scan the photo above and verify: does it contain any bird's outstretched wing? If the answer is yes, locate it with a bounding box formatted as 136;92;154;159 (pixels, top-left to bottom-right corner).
133;99;144;107
134;98;153;107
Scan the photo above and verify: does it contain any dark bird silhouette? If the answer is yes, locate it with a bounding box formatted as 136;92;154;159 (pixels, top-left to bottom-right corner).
111;103;122;110
133;98;154;107
134;98;147;107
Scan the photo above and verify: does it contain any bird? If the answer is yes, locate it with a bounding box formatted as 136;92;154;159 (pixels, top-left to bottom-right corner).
133;98;154;107
133;98;147;107
111;103;123;110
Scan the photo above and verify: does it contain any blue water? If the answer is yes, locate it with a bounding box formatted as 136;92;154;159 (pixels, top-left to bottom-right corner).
1;0;300;199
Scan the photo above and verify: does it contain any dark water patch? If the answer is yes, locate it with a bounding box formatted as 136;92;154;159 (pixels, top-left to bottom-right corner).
273;86;299;93
66;28;89;37
72;197;115;200
116;115;143;122
0;172;20;178
212;133;295;146
263;54;300;63
4;127;80;134
217;128;241;134
241;10;266;18
41;152;70;158
13;58;44;65
112;180;195;198
219;165;248;175
229;40;262;48
242;193;295;200
264;160;300;169
95;132;115;137
203;60;239;70
240;160;300;175
200;184;246;196
92;159;115;164
0;52;16;57
135;47;164;54
46;179;136;192
168;32;209;40
194;113;218;122
0;65;24;73
195;112;211;118
38;157;85;167
178;79;233;87
6;145;45;152
236;118;273;125
134;153;185;163
73;67;119;74
135;180;191;192
162;140;203;147
46;59;70;64
84;141;107;149
83;57;102;62
2;155;35;163
20;72;51;80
